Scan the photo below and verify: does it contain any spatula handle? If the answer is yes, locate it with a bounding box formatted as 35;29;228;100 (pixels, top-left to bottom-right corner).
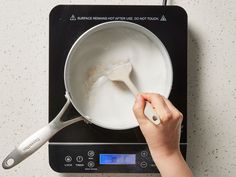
124;78;139;95
144;102;161;125
124;79;160;125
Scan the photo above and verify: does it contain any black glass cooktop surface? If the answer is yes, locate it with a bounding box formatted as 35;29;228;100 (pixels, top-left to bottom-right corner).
49;5;187;173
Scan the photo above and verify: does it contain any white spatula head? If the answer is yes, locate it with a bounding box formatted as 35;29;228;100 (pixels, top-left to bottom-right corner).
106;62;133;82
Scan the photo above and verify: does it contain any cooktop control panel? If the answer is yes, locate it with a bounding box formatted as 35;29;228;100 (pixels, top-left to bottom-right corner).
49;144;186;173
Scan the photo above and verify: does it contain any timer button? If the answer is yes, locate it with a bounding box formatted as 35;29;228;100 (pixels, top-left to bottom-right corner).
88;161;95;168
76;155;83;162
141;150;148;157
88;150;95;157
140;161;148;168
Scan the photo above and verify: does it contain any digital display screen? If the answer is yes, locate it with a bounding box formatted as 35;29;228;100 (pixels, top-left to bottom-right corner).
99;154;136;165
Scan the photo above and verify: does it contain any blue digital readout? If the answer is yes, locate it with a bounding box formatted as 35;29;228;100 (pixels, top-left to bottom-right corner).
99;154;136;165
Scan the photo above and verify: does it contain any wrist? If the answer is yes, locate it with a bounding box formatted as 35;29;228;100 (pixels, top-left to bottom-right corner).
150;148;183;169
149;146;181;160
150;148;194;177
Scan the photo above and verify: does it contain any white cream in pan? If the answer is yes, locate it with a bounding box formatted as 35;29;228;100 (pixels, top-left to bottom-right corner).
69;26;173;129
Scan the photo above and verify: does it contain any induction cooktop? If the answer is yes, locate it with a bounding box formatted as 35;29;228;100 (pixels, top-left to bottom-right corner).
49;5;187;173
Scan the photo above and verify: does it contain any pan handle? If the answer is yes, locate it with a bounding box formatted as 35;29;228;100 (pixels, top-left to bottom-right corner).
2;93;83;169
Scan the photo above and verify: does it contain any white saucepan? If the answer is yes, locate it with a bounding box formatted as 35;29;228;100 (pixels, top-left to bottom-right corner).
2;21;173;169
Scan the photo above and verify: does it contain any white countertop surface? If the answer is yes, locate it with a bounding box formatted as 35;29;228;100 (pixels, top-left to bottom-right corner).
0;0;236;177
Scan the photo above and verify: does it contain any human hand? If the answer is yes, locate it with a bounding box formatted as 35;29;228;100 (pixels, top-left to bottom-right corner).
133;93;194;177
133;93;183;158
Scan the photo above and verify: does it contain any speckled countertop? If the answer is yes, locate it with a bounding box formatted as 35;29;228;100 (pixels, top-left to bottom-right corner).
0;0;236;177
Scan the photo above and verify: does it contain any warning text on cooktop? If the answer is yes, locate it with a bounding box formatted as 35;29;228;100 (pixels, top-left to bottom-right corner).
69;15;167;22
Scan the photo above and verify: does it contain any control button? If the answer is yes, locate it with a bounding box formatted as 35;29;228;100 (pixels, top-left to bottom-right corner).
88;161;95;168
140;161;148;168
141;150;148;157
76;155;83;163
88;150;95;157
65;156;72;163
